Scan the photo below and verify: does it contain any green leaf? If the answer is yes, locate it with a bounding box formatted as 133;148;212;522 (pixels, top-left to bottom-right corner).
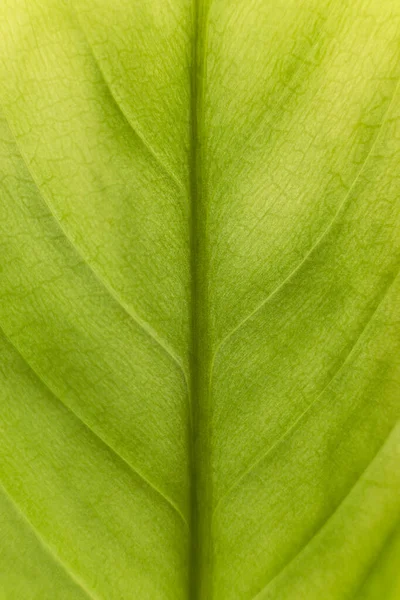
0;0;399;598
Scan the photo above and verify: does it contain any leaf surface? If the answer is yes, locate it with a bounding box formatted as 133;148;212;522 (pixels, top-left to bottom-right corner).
0;0;400;598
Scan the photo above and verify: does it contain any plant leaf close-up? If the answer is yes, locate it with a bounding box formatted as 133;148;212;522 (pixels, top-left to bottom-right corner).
0;0;400;598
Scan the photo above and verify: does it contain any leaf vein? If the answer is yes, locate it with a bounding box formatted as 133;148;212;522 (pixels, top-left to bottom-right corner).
72;8;184;193
212;262;400;518
0;323;189;527
0;480;100;600
209;73;400;383
0;105;190;393
250;421;400;600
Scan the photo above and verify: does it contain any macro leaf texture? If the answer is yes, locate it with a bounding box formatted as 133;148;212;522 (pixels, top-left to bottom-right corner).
0;0;400;598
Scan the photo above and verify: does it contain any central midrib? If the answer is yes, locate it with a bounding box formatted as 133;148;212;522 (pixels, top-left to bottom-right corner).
189;0;210;598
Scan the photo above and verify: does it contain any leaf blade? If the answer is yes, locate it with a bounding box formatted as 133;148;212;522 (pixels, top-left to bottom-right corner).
1;0;400;598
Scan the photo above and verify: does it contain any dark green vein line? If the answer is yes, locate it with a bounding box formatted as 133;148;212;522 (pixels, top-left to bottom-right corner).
189;0;201;595
0;480;99;600
189;0;213;597
0;323;188;527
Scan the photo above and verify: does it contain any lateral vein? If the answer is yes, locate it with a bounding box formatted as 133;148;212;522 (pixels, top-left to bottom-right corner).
250;421;400;600
212;263;400;518
208;73;400;386
0;480;99;600
0;105;190;395
71;6;184;194
0;323;189;528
